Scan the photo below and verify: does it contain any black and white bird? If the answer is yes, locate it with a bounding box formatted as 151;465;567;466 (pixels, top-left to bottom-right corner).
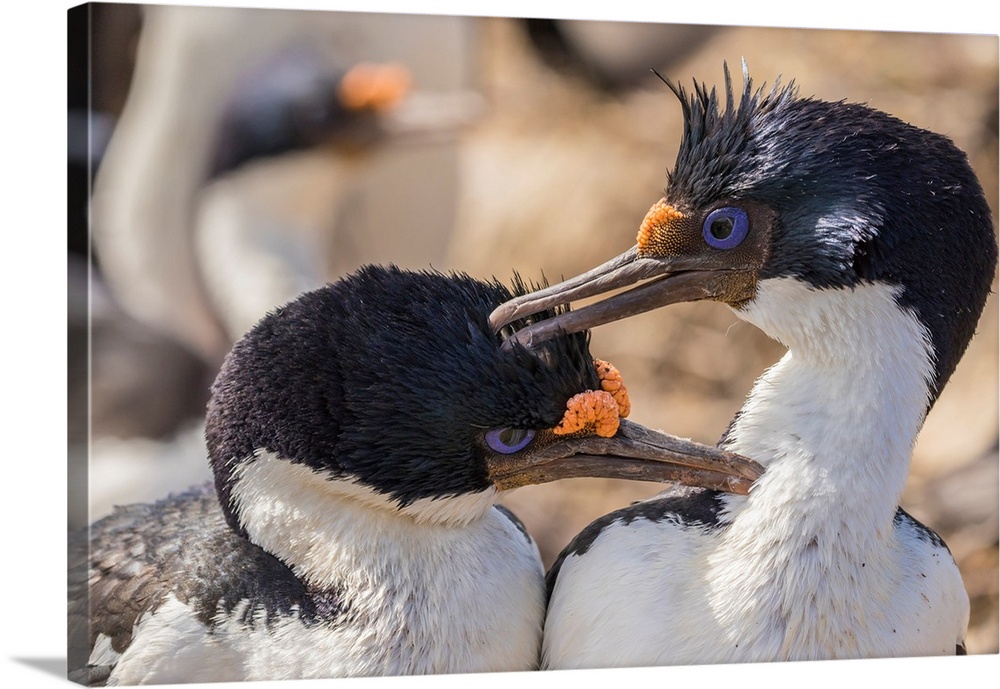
69;265;762;684
490;63;997;665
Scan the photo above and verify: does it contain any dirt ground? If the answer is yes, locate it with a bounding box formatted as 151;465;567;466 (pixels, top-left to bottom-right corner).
81;10;999;657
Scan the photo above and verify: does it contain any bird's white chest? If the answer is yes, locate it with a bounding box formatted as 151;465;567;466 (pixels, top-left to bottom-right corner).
703;512;966;662
236;509;545;680
105;459;546;684
544;501;966;668
109;512;544;684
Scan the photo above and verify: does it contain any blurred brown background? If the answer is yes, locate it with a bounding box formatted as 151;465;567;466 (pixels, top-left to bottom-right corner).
69;5;998;656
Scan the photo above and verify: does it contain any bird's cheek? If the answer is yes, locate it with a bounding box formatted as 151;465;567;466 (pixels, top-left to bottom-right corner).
716;270;759;308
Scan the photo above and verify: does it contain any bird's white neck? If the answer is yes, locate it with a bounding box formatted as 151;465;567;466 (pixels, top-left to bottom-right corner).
689;279;947;658
229;451;501;589
723;278;934;545
215;453;545;677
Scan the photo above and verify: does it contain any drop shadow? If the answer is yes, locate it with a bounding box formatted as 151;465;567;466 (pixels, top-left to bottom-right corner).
10;657;67;680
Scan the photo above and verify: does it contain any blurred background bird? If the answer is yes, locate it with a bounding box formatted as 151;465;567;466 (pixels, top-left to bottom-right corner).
69;3;998;655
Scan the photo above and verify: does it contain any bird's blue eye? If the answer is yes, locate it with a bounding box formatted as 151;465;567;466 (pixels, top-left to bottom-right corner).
485;428;536;454
702;207;749;250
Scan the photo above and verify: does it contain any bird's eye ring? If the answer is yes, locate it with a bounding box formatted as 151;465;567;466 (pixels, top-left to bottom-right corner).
485;428;536;454
703;206;749;250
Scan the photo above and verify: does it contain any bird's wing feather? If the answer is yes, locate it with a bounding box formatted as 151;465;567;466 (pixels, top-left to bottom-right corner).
545;486;724;599
70;483;330;685
493;504;534;545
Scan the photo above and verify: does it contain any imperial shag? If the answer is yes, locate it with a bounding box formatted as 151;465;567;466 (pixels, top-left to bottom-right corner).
69;265;762;684
490;63;996;665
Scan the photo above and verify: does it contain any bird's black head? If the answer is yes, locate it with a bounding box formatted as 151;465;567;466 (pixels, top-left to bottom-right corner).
491;63;996;404
206;266;604;531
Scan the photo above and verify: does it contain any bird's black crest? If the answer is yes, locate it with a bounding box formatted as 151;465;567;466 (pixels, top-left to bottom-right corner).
206;266;601;532
657;61;799;209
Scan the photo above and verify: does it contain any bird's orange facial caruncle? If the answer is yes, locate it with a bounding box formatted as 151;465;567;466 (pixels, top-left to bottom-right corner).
636;200;689;256
636;198;741;259
337;61;412;112
553;358;631;438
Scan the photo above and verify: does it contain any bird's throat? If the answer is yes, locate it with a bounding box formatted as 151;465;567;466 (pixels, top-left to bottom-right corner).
723;279;936;545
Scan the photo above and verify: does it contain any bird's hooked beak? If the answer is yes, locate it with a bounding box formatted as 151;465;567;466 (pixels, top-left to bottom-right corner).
484;198;771;495
486;418;763;496
489;245;731;349
488;199;769;349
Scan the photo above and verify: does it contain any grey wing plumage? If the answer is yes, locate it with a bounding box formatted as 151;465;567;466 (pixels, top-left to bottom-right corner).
69;483;335;685
68;484;232;685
